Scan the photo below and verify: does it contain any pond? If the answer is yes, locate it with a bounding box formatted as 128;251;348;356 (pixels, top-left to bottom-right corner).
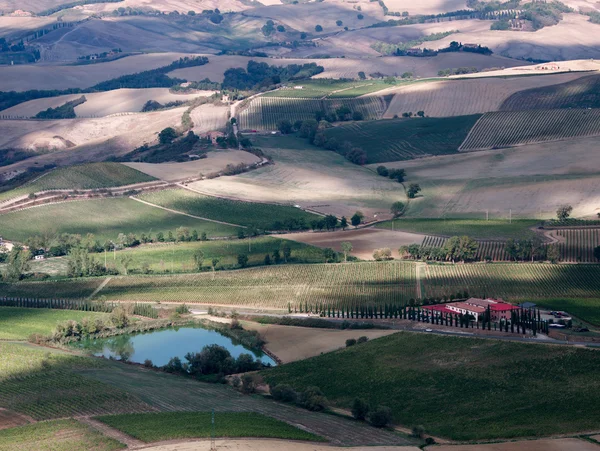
71;326;276;367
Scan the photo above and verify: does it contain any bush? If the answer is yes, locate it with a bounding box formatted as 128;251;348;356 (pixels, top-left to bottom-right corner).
368;405;393;428
110;306;129;328
298;386;328;411
241;375;256;394
357;336;369;344
351;398;369;421
143;359;154;368
346;338;357;347
271;384;298;403
412;424;425;438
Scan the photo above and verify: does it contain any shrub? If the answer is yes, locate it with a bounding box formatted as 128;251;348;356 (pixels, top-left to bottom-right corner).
271;384;298;403
346;338;357;347
368;405;393;428
357;336;369;344
143;359;154;368
351;398;369;420
110;306;129;328
412;424;425;438
298;386;328;411
241;374;256;394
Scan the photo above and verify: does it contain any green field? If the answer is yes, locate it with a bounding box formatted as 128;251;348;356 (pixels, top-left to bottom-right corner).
376;218;538;240
97;412;324;442
501;73;600;111
103;236;331;273
324;115;481;163
138;189;320;230
0;419;124;451
0;163;155;203
0;342;409;446
0;307;107;340
262;332;600;441
263;79;392;99
0;197;240;243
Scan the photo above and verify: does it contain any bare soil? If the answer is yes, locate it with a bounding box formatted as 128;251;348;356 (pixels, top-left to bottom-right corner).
430;438;600;451
0;408;32;430
283;228;425;260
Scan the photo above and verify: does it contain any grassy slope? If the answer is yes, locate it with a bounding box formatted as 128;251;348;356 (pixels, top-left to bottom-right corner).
0;197;240;243
138;189;321;230
0;307;107;340
106;236;331;273
0;163;155;203
97;412;324;442
0;419;124;451
376;218;538;240
324;115;481;163
262;332;600;441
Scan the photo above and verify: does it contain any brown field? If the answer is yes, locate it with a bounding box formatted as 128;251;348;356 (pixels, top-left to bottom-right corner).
422;14;600;61
0;408;31;431
2;88;214;119
0;52;193;92
0;0;63;13
85;0;252;14
431;438;600;451
124;150;261;181
449;59;600;79
186;144;406;220
562;0;600;12
0;108;185;180
189;104;229;135
244;322;397;363
284;228;425;260
380;136;600;218
380;72;588;117
145;440;421;451
0;16;55;39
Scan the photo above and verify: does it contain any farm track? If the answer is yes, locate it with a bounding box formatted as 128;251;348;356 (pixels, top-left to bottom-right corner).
76;416;144;449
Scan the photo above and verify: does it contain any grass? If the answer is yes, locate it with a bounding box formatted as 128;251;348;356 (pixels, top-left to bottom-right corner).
0;197;240;243
96;412;325;442
324;115;481;163
138;189;321;230
376;218;539;240
0;419;125;451
103;236;332;273
0;307;107;340
0;163;155;203
263;79;392;99
262;332;600;441
534;298;600;327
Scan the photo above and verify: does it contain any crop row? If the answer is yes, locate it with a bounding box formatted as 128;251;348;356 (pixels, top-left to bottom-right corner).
237;96;387;130
555;228;600;263
421;236;510;261
460;109;600;151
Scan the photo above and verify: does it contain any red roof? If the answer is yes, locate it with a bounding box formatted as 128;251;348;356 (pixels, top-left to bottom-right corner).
449;302;486;313
489;303;519;312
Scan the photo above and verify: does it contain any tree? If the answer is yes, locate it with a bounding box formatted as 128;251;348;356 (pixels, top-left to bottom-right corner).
340;216;348;230
299;119;319;141
276;24;285;32
264;254;272;265
237;254;249;268
4;247;31;281
412;425;425;439
376;165;389;177
373;248;392;261
193;249;205;271
336;19;343;26
547;244;560;263
594;246;600;262
357;13;364;19
315;24;323;32
351;398;369;420
159;127;177;144
352;111;364;121
211;257;220;272
368;406;393;428
351;211;364;227
277;119;293;134
407;183;421;199
346;147;367;165
556;205;573;221
391;201;405;218
444;236;478;263
281;243;292;262
324;214;338;231
417;111;425;117
341;242;353;262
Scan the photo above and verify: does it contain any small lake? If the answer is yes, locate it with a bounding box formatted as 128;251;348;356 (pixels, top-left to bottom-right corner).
71;326;276;367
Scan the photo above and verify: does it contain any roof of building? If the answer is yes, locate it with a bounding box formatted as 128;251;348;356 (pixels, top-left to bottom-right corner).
422;305;456;315
464;298;495;307
489;303;519;312
448;302;486;313
518;302;537;309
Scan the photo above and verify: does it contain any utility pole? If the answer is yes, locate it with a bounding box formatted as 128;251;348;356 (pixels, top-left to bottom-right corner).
509;209;512;224
486;210;489;221
210;409;216;451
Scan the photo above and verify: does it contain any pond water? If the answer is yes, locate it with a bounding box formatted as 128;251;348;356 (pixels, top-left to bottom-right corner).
71;326;276;367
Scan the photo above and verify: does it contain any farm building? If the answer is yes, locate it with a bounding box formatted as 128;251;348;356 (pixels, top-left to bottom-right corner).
423;298;519;322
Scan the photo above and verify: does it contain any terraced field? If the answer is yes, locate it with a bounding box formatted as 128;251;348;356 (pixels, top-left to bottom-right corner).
500;73;600;111
324;115;481;163
0;163;155;204
460;109;600;151
238;96;388;131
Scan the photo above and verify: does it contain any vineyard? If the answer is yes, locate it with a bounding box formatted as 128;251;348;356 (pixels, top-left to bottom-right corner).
500;74;600;111
325;115;481;163
237;96;388;131
421;236;510;261
553;228;600;263
262;79;390;99
137;189;320;230
459;109;600;151
0;163;155;204
422;263;600;301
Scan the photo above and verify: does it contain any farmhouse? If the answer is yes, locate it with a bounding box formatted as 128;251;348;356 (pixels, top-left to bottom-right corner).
423;298;519;322
464;298;519;321
446;302;486;321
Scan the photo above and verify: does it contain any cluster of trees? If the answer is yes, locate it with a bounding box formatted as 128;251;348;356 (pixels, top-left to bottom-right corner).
399;236;479;262
261;20;286;36
270;384;328;412
370;31;456;56
351;398;393;428
222;61;324;91
376;166;405;182
438;67;480;76
520;0;572;30
67;246;117;278
504;237;557;263
35;96;87;119
52;306;130;341
141;99;185;112
163;344;264;378
0;246;31;282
